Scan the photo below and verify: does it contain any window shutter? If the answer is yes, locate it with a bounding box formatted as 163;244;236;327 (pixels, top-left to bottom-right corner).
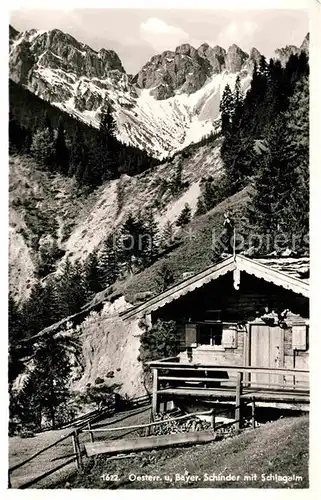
292;325;307;350
222;324;237;348
185;324;197;347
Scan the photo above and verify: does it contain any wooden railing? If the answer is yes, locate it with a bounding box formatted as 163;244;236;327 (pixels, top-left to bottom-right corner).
147;359;309;427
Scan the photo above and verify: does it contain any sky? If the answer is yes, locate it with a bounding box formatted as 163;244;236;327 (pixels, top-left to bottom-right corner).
10;8;309;75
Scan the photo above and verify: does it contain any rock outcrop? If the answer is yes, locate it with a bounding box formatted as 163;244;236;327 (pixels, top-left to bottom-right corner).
244;47;262;71
133;42;252;99
9;28;125;85
225;44;249;73
274;33;309;67
197;43;226;73
132;43;213;99
9;39;35;85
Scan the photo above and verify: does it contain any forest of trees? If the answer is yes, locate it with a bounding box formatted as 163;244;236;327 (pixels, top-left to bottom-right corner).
197;51;309;254
8;208;165;430
9;79;159;188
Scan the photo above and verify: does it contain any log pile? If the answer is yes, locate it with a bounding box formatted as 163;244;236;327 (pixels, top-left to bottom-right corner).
139;410;259;438
143;411;211;436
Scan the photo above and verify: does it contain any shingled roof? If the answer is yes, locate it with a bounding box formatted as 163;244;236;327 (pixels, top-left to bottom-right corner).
120;255;309;320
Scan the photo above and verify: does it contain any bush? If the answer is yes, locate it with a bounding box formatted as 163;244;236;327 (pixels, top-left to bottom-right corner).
30;128;55;167
139;319;180;368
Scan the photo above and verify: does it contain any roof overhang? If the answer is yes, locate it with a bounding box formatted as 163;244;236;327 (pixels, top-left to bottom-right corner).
120;256;236;320
120;255;309;321
235;255;309;299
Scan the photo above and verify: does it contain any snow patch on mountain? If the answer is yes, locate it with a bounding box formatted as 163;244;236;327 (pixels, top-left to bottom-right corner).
9;28;252;158
54;69;250;159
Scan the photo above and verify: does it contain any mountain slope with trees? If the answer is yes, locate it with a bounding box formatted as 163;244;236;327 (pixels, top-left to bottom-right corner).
8;40;309;431
9;79;159;186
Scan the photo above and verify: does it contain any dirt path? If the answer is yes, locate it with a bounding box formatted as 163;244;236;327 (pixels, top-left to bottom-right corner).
9;405;151;489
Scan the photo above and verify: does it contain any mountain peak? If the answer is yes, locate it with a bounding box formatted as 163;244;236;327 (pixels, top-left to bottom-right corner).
249;47;262;65
9;25;19;39
274;35;308;66
175;43;197;57
9;27;126;83
226;44;248;72
300;32;309;54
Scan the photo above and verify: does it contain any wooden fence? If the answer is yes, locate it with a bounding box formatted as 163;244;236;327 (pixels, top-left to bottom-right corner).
8;394;151;489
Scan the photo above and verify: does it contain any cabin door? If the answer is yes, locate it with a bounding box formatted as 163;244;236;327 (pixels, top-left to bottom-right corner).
250;324;284;387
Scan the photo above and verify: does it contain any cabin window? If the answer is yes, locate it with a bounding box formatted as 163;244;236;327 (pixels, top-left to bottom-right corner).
198;323;223;346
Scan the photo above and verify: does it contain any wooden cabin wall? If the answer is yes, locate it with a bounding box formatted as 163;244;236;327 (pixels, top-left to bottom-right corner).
151;272;309;369
283;324;309;383
178;326;246;365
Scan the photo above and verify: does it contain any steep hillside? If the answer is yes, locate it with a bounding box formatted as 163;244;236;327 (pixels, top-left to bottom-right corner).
63;139;223;264
9;138;222;302
9;155;94;301
72;185;250;397
119;186;251;304
11;182;250;399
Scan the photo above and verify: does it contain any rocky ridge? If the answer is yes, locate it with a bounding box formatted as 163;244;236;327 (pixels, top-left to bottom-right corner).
132;42;250;99
274;32;309;67
9;26;309;158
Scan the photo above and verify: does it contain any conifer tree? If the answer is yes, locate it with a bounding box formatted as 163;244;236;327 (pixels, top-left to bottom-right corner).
42;111;54;141
141;209;159;265
232;75;243;128
103;104;117;138
176;203;192;227
155;262;175;293
203;177;219;212
20;280;59;339
54;118;69;175
55;259;89;317
30;128;55;168
161;220;175;247
170;162;185;195
98;234;121;287
118;214;146;273
20;336;72;430
195;197;207;216
219;83;234;135
84;249;104;294
248;113;304;249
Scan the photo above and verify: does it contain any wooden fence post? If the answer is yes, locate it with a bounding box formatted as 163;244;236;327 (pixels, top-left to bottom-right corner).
211;409;216;431
235;371;243;431
251;398;256;429
114;393;121;413
152;368;158;419
145;409;152;437
88;421;94;443
72;430;83;470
